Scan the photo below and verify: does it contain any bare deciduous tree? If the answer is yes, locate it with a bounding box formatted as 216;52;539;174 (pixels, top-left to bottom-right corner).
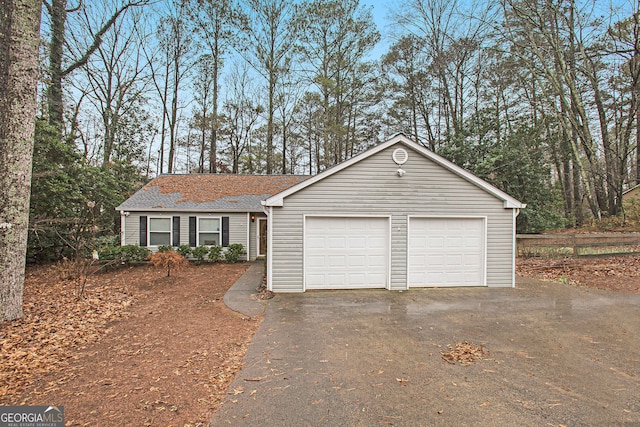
43;0;147;132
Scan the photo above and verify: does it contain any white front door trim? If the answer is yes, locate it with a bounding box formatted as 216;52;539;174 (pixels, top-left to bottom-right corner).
257;217;268;257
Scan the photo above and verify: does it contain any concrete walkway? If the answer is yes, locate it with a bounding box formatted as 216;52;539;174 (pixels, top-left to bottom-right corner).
223;261;268;318
214;275;640;426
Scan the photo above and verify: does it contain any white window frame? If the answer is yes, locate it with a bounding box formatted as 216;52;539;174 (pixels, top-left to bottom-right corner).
148;216;172;247
197;216;222;246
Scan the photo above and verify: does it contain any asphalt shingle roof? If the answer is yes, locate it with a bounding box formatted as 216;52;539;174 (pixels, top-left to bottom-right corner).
117;174;310;212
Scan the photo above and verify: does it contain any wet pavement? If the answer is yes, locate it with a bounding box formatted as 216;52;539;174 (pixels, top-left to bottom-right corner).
212;276;640;426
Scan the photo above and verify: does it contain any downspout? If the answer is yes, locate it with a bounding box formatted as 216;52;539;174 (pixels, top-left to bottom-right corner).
246;212;251;261
120;211;127;246
512;208;521;288
262;204;272;291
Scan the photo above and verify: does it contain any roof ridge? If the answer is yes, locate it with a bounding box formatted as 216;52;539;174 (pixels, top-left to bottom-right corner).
156;173;311;178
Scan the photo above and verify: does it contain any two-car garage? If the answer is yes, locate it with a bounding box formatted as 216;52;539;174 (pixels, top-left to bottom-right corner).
303;216;486;290
265;135;524;292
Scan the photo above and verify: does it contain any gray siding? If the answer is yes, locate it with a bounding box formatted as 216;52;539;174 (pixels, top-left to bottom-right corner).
270;144;515;292
122;211;253;260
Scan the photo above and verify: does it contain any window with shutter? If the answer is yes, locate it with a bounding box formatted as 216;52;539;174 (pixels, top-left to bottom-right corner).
149;217;171;246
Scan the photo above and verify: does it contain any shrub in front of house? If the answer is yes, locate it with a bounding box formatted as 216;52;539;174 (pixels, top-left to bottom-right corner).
149;250;189;277
208;245;223;262
99;244;151;264
176;244;192;258
191;245;209;265
157;245;173;253
224;243;246;263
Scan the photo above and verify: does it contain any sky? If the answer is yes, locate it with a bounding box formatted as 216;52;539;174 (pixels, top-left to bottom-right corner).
362;0;397;59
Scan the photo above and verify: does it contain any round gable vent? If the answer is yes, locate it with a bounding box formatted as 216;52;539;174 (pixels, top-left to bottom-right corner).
392;147;409;165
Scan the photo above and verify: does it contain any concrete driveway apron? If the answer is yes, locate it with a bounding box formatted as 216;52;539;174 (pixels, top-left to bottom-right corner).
211;277;640;426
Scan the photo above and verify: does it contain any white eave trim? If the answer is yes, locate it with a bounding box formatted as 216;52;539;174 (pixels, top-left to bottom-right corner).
505;200;527;209
261;199;282;207
263;134;526;209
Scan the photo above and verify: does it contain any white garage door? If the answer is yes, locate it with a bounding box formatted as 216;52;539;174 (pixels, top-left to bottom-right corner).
305;217;389;289
408;217;485;287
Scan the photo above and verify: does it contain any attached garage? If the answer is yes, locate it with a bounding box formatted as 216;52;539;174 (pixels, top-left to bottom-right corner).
408;217;485;287
263;134;525;292
304;216;389;290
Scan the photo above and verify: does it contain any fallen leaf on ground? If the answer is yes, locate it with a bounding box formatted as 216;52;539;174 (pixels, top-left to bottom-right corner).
441;341;487;366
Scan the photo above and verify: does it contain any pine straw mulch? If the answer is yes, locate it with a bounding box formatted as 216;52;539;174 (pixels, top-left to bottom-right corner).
517;255;640;295
1;262;260;427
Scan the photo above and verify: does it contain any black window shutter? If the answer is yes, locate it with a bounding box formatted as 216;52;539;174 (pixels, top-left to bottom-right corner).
139;216;147;246
222;216;229;247
189;216;197;247
172;216;180;246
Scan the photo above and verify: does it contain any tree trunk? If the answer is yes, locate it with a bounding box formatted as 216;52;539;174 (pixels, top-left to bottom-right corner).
573;154;584;226
637;103;640;186
267;71;275;174
0;0;42;321
281;123;287;174
47;0;66;130
168;55;180;174
210;37;219;174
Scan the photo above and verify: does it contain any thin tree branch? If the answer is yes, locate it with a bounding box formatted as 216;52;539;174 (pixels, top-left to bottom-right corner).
62;0;147;77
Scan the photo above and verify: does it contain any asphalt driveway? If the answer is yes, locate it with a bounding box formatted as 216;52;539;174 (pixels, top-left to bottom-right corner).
211;274;640;426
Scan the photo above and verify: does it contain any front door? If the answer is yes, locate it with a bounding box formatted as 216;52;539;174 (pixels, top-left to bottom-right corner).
259;218;268;256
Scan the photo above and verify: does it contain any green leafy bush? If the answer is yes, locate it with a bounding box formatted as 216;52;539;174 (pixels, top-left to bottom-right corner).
224;243;246;263
95;235;120;250
157;245;173;253
27;119;146;262
98;244;150;264
191;245;209;265
208;245;223;262
176;244;192;258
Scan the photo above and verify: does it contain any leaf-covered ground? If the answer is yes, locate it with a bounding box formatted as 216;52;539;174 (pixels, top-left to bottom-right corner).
1;262;259;426
3;256;639;425
517;256;640;295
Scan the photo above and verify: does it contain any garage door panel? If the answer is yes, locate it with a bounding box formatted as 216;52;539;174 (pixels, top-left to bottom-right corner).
306;236;325;248
348;255;366;268
349;237;366;250
305;217;388;289
328;237;346;249
306;255;325;268
367;254;386;264
327;255;346;268
306;274;324;287
348;274;365;285
327;274;346;286
409;218;485;287
368;236;386;248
